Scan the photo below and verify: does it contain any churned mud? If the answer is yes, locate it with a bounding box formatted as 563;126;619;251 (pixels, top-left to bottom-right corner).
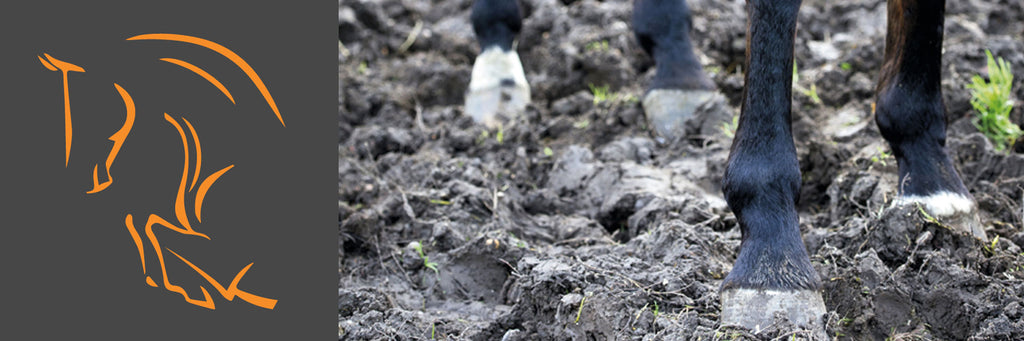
339;0;1024;339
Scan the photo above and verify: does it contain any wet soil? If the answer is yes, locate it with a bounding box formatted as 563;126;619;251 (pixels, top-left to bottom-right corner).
339;0;1024;339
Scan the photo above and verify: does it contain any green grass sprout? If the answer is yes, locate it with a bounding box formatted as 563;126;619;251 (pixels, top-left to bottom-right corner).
792;62;823;105
721;114;739;138
574;119;591;129
575;295;587;324
967;50;1020;151
871;146;892;167
589;84;611;105
585;40;610;52
411;241;439;274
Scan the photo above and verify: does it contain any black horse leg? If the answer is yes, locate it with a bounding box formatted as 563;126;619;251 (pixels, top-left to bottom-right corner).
719;0;826;334
874;0;986;240
633;0;718;140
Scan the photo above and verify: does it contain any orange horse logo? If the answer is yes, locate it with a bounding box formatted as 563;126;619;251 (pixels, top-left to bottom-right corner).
40;34;283;310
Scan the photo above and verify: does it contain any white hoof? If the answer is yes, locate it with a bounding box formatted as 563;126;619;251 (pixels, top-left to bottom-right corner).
465;47;530;128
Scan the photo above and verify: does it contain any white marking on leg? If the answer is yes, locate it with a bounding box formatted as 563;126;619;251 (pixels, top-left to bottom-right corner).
892;191;976;217
468;47;529;96
466;47;531;127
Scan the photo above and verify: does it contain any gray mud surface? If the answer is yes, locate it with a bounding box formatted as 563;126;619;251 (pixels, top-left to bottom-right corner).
339;0;1024;339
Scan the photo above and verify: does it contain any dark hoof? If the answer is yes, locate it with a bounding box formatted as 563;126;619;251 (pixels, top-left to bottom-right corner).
720;288;826;338
465;48;530;128
892;193;987;241
641;89;718;140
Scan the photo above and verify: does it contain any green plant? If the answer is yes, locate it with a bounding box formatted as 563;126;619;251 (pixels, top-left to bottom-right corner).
967;50;1020;151
871;146;892;166
575;295;587;324
984;235;1001;256
476;130;490;145
543;146;553;157
916;203;951;230
495;125;505;144
574;119;590;129
721;114;739;138
652;301;660;318
792;62;823;105
589;83;611;105
585;40;609;52
411;241;438;274
840;62;852;71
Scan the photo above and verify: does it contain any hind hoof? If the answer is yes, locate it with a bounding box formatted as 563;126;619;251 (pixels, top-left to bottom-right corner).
465;85;529;128
720;288;827;338
892;192;987;241
465;48;530;128
641;89;717;140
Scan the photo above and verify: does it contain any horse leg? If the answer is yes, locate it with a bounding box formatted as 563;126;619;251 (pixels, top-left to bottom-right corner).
719;0;826;334
874;0;986;240
633;0;718;140
466;0;530;128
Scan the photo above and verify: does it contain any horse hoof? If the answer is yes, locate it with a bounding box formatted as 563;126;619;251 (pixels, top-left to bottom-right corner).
641;89;717;141
720;288;827;338
465;85;529;128
465;48;530;128
892;193;987;241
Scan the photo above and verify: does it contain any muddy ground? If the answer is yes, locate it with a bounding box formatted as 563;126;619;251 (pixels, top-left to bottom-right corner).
338;0;1024;339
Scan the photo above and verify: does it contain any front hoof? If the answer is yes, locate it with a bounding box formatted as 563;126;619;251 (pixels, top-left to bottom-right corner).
641;89;718;141
720;288;827;338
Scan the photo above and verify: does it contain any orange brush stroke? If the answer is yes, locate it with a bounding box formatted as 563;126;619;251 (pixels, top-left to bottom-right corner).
143;214;213;309
88;83;135;193
164;114;193;231
195;165;233;223
167;249;277;309
128;34;284;127
125;214;147;274
160;58;235;104
182;117;202;192
41;54;84;167
38;56;57;71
